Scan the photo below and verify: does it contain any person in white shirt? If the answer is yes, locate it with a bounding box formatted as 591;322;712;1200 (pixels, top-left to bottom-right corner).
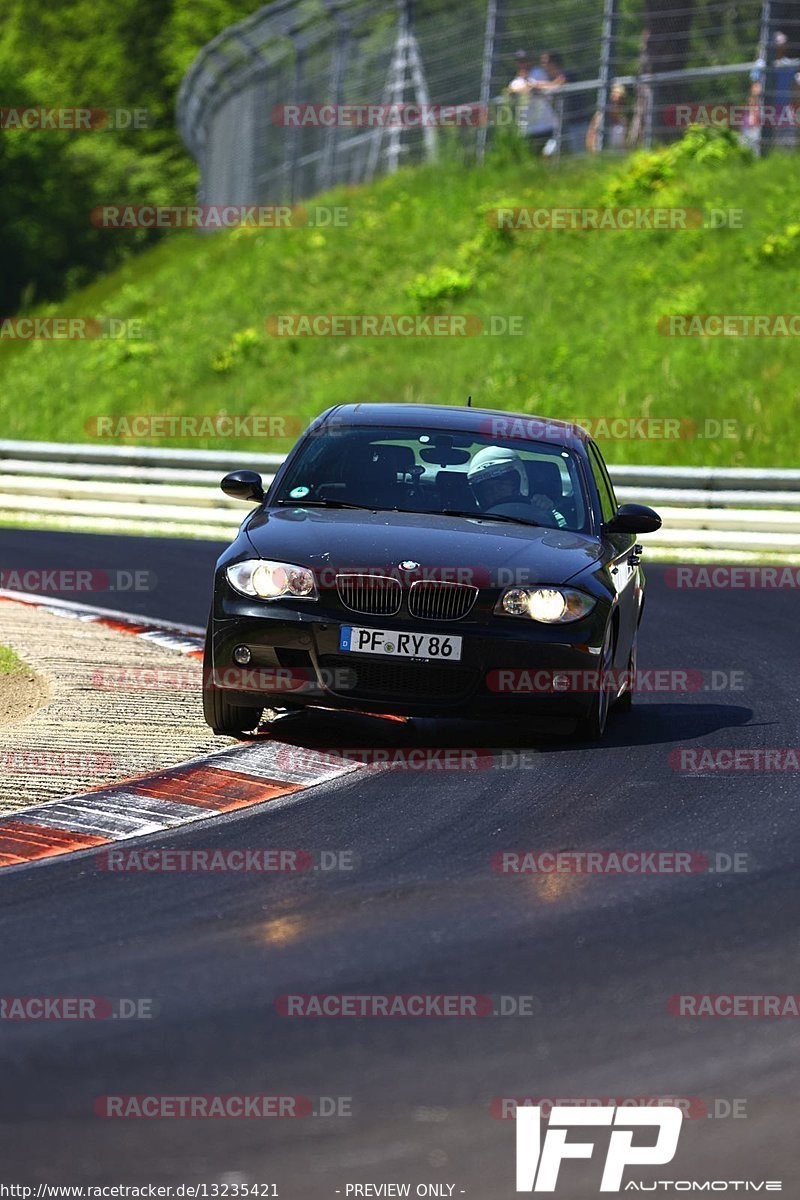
504;49;557;155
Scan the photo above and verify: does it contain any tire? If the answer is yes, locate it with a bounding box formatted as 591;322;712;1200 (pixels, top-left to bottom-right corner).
574;621;615;741
202;621;262;736
615;633;636;713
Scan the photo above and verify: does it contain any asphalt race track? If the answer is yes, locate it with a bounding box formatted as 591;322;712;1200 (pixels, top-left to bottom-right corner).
1;528;798;1195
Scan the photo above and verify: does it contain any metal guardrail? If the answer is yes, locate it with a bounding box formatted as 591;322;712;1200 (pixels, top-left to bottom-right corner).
0;440;285;472
0;441;797;560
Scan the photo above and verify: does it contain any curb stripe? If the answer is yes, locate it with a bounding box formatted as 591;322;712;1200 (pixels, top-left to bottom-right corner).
134;765;303;810
205;742;364;784
0;591;205;658
138;631;205;653
0;759;333;869
0;820;110;866
20;794;207;838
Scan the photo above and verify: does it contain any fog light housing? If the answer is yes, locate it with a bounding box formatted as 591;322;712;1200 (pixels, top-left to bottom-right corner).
233;645;252;665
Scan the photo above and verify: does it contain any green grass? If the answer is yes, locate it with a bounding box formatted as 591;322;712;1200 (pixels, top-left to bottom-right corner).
0;645;25;675
3;128;800;467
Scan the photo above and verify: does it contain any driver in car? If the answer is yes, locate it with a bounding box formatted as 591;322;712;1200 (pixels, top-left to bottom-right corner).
467;446;567;527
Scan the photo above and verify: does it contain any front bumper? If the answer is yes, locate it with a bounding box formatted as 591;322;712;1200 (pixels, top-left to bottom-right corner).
208;588;611;719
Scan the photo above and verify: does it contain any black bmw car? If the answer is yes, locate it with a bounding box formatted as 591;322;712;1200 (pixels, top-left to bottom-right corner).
203;403;661;740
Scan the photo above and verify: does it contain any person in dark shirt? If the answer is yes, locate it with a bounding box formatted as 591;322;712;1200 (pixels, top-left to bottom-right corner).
771;32;800;149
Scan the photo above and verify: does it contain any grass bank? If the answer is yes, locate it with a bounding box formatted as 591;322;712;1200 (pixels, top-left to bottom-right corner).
2;128;799;467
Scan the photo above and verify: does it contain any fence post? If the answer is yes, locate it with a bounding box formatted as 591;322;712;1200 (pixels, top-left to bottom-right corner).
595;0;619;152
758;0;772;65
321;4;351;190
367;0;406;179
289;41;306;201
367;0;436;179
643;85;654;149
405;0;437;164
477;0;500;164
757;0;771;156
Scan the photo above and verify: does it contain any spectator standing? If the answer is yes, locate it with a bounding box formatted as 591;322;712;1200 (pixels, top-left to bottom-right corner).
504;50;557;155
740;78;763;155
772;32;800;149
505;50;534;133
628;28;652;149
530;50;589;153
586;83;628;152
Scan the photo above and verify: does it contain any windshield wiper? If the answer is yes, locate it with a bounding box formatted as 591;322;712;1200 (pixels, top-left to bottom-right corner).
438;508;541;527
275;499;540;526
275;499;376;511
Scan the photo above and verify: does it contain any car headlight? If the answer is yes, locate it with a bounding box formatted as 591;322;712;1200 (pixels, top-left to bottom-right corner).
496;586;595;623
226;559;318;601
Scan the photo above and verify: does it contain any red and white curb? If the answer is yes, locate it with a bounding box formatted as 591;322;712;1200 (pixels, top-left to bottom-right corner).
0;743;364;869
0;588;206;658
0;591;365;870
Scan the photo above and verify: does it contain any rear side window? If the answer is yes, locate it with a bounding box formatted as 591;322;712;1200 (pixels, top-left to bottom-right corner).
587;443;617;524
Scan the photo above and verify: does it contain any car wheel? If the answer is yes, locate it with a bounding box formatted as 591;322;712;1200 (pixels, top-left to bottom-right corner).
615;633;636;713
574;621;615;741
202;621;262;737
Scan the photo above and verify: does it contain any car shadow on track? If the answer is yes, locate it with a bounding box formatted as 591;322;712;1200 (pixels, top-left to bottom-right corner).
573;700;755;750
246;700;754;757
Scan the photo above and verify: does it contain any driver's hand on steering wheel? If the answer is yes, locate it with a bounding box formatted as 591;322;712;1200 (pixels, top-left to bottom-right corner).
529;492;569;529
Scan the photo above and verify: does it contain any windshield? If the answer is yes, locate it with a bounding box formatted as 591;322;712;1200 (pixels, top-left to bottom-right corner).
272;425;590;533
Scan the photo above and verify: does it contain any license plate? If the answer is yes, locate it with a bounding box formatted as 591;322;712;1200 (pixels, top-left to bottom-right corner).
339;625;463;662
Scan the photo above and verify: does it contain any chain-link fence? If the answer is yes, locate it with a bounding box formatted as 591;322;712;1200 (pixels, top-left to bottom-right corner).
177;0;796;207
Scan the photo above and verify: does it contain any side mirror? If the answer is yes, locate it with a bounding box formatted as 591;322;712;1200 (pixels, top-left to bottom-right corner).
220;470;265;503
605;503;662;535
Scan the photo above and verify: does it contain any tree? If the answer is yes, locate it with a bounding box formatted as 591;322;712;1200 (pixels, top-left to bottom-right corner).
645;0;696;75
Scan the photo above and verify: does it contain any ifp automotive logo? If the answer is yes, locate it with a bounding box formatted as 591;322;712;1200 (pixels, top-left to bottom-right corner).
515;1104;683;1191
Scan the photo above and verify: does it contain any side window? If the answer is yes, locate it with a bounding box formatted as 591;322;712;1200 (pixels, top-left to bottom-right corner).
594;444;619;509
587;444;617;524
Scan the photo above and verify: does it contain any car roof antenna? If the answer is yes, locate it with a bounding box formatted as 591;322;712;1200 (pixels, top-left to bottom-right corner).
466;395;472;407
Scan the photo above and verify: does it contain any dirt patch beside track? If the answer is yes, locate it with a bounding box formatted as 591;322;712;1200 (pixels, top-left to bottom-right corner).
0;652;51;728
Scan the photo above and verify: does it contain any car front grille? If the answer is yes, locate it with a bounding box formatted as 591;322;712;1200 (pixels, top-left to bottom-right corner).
336;573;402;616
319;654;478;703
407;580;478;621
